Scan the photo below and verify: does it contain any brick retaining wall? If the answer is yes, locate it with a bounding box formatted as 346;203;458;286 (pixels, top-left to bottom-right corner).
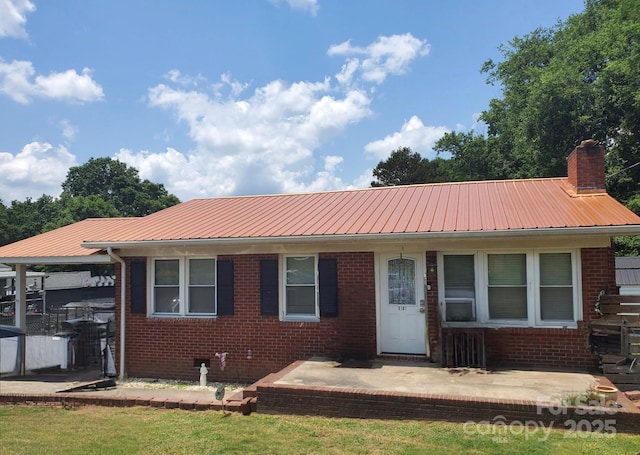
257;383;640;435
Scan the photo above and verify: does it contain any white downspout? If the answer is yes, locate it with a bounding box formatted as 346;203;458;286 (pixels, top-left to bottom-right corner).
107;247;126;381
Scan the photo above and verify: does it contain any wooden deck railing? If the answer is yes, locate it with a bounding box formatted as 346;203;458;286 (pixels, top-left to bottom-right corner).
591;293;640;358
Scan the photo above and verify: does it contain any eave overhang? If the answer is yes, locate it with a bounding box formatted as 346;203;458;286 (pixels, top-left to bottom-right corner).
0;254;112;265
81;225;640;250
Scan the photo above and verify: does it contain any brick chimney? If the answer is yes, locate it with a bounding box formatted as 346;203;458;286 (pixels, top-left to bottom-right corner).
567;139;606;194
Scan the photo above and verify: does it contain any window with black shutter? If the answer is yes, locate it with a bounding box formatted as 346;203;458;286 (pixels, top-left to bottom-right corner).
260;259;279;316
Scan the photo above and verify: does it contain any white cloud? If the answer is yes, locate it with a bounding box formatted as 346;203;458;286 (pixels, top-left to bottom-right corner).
0;0;35;39
335;58;359;86
164;69;207;88
0;59;104;104
364;115;449;160
329;33;429;84
133;72;371;199
59;119;78;142
351;168;375;189
271;0;319;16
0;142;76;202
116;33;429;200
323;155;342;172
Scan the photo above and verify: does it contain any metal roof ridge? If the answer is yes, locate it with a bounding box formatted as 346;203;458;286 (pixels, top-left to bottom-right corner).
182;177;570;201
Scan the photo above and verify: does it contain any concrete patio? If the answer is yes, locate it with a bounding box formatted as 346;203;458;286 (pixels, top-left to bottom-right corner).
1;359;640;433
269;358;598;403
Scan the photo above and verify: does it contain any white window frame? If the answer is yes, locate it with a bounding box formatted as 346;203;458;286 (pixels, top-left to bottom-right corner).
440;253;478;322
150;257;217;317
483;252;531;324
534;251;579;326
438;249;581;328
280;254;319;322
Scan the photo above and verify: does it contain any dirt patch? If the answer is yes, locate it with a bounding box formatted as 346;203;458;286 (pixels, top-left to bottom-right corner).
118;377;245;393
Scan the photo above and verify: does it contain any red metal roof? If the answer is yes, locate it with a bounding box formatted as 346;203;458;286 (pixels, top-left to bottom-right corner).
0;218;137;261
83;177;640;242
1;177;640;261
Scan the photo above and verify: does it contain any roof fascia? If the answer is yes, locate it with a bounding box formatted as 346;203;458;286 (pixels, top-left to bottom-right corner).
0;255;113;265
81;225;640;250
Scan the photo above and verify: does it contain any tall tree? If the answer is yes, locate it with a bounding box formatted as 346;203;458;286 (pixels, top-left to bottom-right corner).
479;0;640;254
433;132;511;182
480;0;640;204
61;158;180;217
371;147;451;187
4;195;60;243
0;201;9;246
42;194;120;232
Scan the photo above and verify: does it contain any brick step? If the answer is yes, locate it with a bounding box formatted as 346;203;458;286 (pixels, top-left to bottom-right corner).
376;354;429;363
602;363;640;374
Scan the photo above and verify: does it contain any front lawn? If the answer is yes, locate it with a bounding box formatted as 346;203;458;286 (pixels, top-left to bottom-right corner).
1;406;639;454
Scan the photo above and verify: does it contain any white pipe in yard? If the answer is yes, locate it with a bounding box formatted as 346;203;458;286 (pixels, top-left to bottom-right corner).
107;247;126;382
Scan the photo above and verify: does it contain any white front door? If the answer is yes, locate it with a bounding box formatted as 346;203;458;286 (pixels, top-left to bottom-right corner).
379;253;426;354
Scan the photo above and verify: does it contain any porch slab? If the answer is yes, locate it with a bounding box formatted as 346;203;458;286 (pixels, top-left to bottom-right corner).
256;358;640;433
271;358;599;404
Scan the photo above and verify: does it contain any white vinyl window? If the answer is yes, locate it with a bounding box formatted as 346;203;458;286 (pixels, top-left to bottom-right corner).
443;254;476;321
283;255;318;320
188;258;216;314
487;253;528;320
153;259;180;313
538;252;574;322
152;258;217;316
439;250;579;327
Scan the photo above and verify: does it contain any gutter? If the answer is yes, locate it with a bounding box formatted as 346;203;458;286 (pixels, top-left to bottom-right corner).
107;247;126;382
81;225;640;250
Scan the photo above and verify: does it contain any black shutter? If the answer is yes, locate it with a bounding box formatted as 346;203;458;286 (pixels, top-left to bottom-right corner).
130;261;146;314
217;260;234;315
260;259;279;316
319;258;338;317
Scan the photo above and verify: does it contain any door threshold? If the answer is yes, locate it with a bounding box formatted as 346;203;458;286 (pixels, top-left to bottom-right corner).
377;353;431;362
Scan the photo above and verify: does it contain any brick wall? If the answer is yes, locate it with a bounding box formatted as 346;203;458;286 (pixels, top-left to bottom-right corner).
257;383;640;434
115;252;376;382
484;326;597;369
427;246;615;371
114;245;615;380
425;251;441;362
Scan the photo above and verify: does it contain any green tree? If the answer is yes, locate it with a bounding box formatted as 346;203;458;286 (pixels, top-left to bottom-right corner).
61;157;180;217
480;0;640;203
478;0;640;254
0;201;9;246
371;147;451;187
4;195;61;243
433;132;510;182
42;194;120;232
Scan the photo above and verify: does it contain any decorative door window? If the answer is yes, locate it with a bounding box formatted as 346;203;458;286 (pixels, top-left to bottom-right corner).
388;258;416;306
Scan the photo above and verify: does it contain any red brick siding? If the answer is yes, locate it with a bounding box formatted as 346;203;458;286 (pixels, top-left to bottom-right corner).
256;382;640;434
426;246;615;371
567;145;606;193
114;245;615;380
483;326;596;369
425;251;441;361
115;252;376;382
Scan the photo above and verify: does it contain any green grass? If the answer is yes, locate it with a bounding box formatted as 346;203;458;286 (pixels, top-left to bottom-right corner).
1;405;639;455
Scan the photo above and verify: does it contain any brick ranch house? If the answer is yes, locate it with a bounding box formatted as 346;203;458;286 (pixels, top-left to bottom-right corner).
1;142;640;382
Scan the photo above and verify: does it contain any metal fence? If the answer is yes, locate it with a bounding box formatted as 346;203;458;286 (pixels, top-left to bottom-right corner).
0;298;116;373
0;297;87;335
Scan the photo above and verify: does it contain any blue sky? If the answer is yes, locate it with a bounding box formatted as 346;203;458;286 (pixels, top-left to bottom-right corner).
0;0;585;203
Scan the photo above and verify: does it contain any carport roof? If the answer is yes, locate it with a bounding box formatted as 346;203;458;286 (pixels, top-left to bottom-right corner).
616;257;640;286
0;217;137;264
